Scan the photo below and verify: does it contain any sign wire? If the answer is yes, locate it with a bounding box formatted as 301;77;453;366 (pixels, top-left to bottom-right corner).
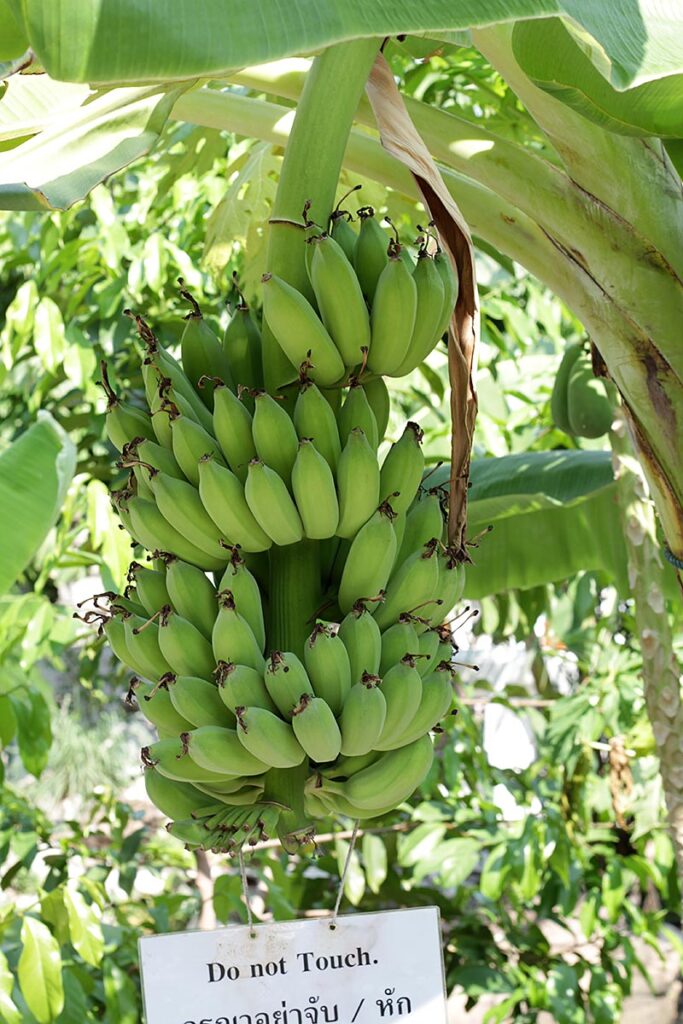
238;850;256;938
330;819;360;930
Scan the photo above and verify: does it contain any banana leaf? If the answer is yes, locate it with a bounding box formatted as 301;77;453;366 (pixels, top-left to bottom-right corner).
0;412;76;596
429;450;633;597
14;1;681;90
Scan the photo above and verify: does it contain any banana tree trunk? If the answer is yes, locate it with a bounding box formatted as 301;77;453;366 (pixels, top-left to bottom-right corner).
611;416;683;889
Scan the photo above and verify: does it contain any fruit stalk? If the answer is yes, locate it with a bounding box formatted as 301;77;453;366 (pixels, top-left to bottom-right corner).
263;39;379;392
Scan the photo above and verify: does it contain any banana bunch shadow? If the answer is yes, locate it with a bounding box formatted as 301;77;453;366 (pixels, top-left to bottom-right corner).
93;200;467;856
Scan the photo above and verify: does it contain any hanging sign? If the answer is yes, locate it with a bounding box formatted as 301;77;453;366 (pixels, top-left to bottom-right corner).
139;906;447;1022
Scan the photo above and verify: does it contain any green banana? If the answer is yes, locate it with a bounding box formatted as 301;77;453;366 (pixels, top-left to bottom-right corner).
392;250;445;376
212;590;265;672
293;381;341;471
338;383;378;450
142;736;237;785
335;427;380;539
194;783;266;807
379;619;420;675
426;549;466;626
216;661;278;715
292;439;339;540
338;602;382;682
321;750;382;779
252;391;299;483
169;414;224;486
416;629;441;677
292;693;342;764
352;207;388;301
100;360;155;450
149;387;174;449
145;468;229;560
124;613;172;680
164;557;217;640
338;673;387;757
309;233;371;369
198;457;272;553
182;726;269;777
144;766;210;820
264;650;314;719
121;436;185;481
383;664;454;749
550;343;583;434
179;283;234;406
433;246;459;342
166;674;234;728
235;706;306;769
338;503;398;615
379;422;425;515
261;273;345;387
244;460;304;547
103;613;149;678
375;655;423;749
141;349;215;438
126;494;225;570
367;241;417;376
373;538;440;631
211;382;257;481
307;788;401;822
127;678;193;733
217;553;266;652
222;280;263;394
567;353;614;438
127;562;170;618
398;490;444;564
158;606;217;680
329;210;357;261
303;624;351;716
319;734;433;811
362;377;391;441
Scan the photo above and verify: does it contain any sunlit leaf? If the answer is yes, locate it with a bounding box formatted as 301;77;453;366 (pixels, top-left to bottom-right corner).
0;412;76;595
20;1;681;90
63;888;104;968
0;79;189;210
18;917;64;1024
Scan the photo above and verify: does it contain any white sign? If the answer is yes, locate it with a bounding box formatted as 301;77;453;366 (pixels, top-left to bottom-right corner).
139;907;447;1023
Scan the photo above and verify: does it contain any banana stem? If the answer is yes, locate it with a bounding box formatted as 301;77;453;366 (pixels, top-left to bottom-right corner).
267;540;321;657
263;37;379;393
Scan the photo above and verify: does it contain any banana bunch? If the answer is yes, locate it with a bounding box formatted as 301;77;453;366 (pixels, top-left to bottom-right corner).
551;342;615;438
264;209;458;385
97;201;465;856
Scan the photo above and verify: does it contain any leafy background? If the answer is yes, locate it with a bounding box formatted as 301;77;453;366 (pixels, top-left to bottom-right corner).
0;31;681;1024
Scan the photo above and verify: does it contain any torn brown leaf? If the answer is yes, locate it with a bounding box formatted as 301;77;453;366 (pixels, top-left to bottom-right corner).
365;52;479;557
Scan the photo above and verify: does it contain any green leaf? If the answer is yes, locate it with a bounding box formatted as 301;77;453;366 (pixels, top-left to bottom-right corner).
19;2;680;90
397;823;447;868
0;697;16;747
433;450;630;597
513;18;683;137
102;961;138;1024
0;412;76;595
335;838;365;907
12;688;52;778
0;951;21;1024
413;837;481;887
361;834;387;894
0;79;189;210
63;888;104;968
0;0;28;64
18;917;64;1024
